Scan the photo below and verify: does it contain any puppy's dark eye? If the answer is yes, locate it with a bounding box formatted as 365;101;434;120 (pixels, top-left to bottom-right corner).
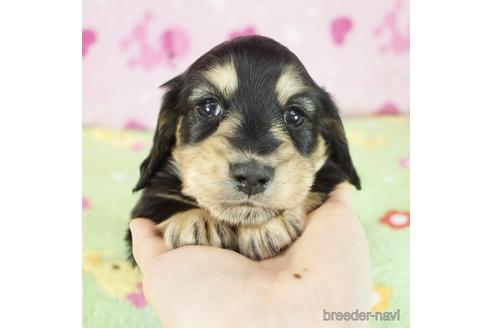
283;106;305;128
196;99;223;119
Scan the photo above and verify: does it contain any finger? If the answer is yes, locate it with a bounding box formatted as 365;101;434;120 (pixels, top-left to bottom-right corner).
326;181;352;205
129;218;169;272
309;182;354;220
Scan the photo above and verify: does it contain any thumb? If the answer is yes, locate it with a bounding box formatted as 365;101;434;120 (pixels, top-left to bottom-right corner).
326;181;353;206
308;182;355;222
129;218;169;272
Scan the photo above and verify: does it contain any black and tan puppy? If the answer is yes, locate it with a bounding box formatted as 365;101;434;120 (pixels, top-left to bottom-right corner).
127;35;360;261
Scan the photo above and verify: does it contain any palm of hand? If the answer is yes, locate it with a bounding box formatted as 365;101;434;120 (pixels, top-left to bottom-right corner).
131;184;371;328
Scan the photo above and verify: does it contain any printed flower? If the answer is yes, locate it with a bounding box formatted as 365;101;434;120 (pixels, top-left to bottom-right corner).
88;128;147;150
228;26;257;39
82;29;97;57
121;13;189;69
112;172;125;183
82;196;91;210
374;101;400;115
372;284;392;312
160;27;190;62
127;283;147;308
131;142;146;152
384;175;396;184
399;157;410;169
373;0;409;55
330;17;353;46
380;210;410;229
83;251;102;268
124;119;147;131
83;252;142;299
346;130;385;149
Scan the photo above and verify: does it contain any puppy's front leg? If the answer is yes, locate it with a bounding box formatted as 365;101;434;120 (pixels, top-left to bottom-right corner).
157;209;237;250
237;206;305;260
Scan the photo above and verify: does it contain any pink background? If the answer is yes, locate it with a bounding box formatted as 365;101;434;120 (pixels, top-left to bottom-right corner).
83;0;409;128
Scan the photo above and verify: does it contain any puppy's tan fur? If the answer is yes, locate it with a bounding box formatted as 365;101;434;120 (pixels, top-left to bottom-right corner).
158;100;328;258
130;36;360;262
275;65;309;107
202;59;238;98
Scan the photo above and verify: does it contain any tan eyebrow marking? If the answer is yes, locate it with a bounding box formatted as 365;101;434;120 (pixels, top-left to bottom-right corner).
202;59;238;98
275;65;309;107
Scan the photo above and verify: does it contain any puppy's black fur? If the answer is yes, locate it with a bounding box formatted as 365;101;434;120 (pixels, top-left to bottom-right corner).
126;36;360;263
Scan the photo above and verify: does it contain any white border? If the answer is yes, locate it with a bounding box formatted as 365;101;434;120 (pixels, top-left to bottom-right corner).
412;0;492;326
0;0;81;327
2;0;492;326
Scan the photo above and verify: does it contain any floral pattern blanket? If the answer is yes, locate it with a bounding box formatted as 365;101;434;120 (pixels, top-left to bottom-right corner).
83;115;409;327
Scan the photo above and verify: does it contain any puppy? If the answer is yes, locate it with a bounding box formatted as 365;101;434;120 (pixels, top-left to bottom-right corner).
127;35;360;261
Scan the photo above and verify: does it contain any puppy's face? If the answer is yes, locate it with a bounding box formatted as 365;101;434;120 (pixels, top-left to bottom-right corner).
135;36;360;225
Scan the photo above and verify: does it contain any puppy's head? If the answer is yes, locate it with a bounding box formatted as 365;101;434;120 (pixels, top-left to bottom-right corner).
135;36;360;225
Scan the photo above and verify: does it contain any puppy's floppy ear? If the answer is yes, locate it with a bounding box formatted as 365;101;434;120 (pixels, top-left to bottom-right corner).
317;87;361;189
133;74;183;191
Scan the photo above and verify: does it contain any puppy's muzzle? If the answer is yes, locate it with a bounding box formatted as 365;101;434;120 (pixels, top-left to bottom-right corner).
230;161;274;196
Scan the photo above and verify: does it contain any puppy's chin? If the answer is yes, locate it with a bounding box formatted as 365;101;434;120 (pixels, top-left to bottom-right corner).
189;188;306;226
205;202;282;226
181;176;313;226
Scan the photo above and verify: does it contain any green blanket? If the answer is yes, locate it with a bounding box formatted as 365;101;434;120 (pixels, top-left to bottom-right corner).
83;116;409;327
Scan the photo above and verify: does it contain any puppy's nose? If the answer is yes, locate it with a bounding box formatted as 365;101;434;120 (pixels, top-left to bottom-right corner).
230;161;274;195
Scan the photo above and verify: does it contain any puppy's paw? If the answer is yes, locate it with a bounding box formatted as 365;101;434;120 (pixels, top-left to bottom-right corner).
157;209;208;248
206;220;238;250
157;209;237;250
237;213;305;260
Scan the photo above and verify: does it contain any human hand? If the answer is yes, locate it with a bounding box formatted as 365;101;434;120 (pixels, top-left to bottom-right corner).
130;182;371;328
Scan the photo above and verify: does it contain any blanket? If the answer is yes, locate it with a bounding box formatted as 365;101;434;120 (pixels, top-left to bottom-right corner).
82;115;409;327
